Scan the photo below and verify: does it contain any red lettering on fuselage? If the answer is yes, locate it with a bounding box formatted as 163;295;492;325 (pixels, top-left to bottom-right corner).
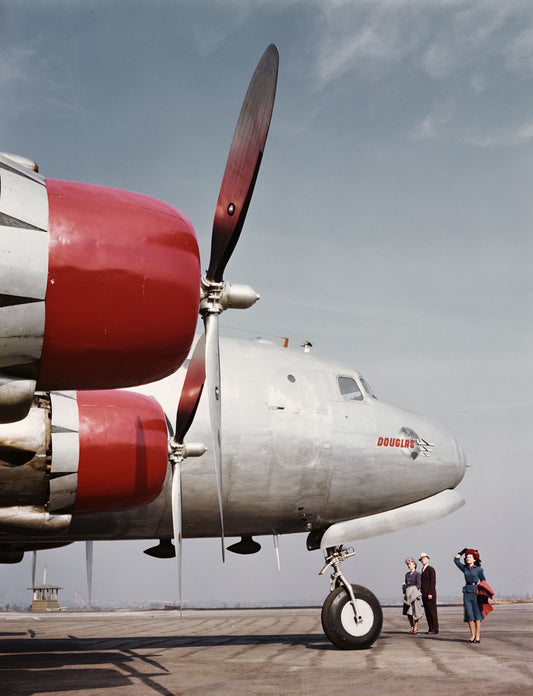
376;437;416;449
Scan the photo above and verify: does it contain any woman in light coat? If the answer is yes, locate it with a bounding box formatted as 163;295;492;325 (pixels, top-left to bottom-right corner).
402;558;423;634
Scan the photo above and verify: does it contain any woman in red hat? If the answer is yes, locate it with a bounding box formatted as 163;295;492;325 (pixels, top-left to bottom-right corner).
454;548;487;643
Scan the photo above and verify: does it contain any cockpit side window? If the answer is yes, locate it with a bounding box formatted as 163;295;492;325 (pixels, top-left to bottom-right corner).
338;376;363;401
360;376;377;399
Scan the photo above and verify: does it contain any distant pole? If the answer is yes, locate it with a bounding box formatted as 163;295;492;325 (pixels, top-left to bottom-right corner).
43;564;47;585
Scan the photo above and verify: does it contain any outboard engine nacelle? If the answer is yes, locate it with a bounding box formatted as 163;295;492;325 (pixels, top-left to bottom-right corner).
0;153;200;422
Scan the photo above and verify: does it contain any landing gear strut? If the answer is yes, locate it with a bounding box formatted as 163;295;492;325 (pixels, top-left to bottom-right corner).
319;546;383;649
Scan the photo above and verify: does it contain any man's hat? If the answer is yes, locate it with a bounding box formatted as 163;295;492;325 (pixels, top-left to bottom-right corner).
419;552;430;560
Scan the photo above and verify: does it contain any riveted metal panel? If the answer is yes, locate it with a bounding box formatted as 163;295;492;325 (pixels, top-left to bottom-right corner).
0;226;48;299
50;433;79;474
0;163;47;228
0;153;45;185
49;474;78;513
50;391;79;433
49;392;79;513
0;157;49;420
0;303;46;371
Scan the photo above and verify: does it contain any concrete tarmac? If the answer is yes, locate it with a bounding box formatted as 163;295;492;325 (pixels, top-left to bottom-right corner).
1;604;532;695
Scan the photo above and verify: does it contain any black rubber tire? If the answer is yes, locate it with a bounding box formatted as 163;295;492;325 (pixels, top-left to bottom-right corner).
321;583;383;650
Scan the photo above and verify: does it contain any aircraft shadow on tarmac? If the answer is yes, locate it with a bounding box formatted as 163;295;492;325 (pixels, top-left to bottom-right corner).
0;632;333;696
0;632;330;654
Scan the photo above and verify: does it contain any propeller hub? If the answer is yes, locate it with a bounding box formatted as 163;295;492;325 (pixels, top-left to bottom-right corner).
200;275;225;315
169;438;207;463
220;282;260;311
200;276;260;315
168;438;185;464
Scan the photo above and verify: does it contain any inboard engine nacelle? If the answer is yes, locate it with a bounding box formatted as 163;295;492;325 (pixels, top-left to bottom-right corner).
0;390;169;535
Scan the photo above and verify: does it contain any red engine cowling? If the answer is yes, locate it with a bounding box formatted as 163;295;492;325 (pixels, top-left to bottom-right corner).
0;389;170;534
40;179;200;389
0;154;200;422
73;390;169;513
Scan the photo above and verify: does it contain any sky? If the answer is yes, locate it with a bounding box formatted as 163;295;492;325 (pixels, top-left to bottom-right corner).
0;0;531;609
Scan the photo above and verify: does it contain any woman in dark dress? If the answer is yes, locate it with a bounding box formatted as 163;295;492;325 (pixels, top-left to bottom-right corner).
454;548;487;643
402;558;423;634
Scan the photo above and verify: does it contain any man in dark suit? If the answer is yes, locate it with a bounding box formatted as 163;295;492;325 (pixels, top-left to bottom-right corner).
420;552;439;634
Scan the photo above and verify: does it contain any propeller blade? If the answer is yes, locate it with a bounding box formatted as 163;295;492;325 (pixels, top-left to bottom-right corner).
175;334;206;444
86;541;93;607
170;459;183;611
273;534;281;571
207;44;279;283
170;335;210;610
31;550;36;589
204;312;225;561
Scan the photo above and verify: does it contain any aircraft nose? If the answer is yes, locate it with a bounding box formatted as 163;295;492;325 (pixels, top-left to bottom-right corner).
452;436;467;485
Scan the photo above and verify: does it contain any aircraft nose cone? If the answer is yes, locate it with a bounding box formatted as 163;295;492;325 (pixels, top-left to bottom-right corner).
452;437;467;485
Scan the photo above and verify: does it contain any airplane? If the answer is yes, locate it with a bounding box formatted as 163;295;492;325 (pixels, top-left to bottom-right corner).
0;45;466;650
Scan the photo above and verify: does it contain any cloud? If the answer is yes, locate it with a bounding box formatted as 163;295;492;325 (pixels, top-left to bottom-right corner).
414;105;533;147
0;45;36;89
311;0;533;87
0;37;76;116
505;25;533;74
420;4;502;79
179;0;292;57
412;103;454;140
0;45;44;129
314;0;419;86
461;121;533;147
306;1;533;148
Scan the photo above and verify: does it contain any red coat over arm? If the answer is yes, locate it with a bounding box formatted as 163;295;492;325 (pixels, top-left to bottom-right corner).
476;580;495;618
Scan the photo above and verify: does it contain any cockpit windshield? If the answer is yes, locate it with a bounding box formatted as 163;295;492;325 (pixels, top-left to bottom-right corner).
337;376;363;401
360;376;377;398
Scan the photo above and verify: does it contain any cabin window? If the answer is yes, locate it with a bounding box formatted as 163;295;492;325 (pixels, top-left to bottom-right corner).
338;376;363;401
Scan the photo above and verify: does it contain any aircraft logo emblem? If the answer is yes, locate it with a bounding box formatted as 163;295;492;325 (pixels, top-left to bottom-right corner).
376;427;435;460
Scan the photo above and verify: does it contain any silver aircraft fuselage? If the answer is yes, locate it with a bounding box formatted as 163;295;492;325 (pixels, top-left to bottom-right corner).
55;336;466;544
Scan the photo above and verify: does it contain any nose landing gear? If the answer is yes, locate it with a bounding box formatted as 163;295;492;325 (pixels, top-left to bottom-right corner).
319;546;383;649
